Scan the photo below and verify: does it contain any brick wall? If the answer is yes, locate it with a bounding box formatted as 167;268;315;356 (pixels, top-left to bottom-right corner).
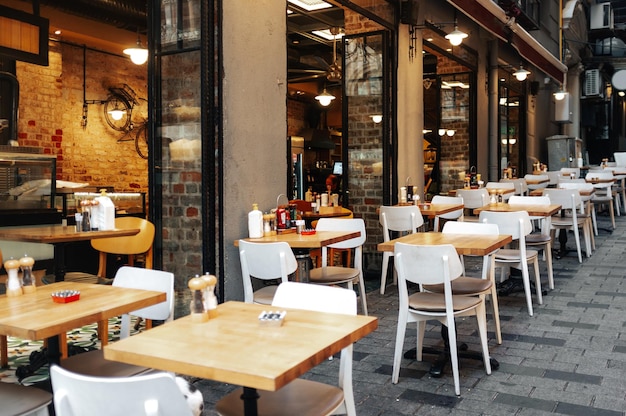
15;41;148;196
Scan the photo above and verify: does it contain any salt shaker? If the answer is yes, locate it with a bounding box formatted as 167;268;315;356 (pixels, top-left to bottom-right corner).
4;258;22;297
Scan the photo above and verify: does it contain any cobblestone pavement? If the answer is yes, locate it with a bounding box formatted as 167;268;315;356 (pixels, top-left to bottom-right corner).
195;212;626;416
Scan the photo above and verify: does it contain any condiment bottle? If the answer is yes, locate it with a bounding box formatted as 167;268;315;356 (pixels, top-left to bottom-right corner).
188;276;208;322
248;203;264;238
19;255;36;294
4;258;22;297
305;187;313;202
94;189;115;231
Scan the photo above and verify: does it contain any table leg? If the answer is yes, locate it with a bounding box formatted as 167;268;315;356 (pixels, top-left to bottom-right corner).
53;243;66;282
241;386;259;416
293;249;311;282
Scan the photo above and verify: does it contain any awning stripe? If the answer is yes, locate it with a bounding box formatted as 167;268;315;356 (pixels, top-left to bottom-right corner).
448;0;567;84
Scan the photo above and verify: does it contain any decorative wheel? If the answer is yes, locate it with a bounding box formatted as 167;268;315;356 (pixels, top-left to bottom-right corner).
134;122;148;159
103;95;132;132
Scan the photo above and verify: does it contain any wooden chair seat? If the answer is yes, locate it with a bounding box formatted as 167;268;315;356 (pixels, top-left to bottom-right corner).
0;382;52;416
309;266;359;284
424;276;492;296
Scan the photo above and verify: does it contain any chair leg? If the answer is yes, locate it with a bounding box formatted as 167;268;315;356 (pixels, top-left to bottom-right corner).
0;335;7;368
483;254;501;344
475;301;492;376
572;225;583;263
380;252;390;295
520;260;534;316
545;241;554;290
392;312;409;384
532;258;542;305
356;274;368;316
610;200;616;229
444;319;461;396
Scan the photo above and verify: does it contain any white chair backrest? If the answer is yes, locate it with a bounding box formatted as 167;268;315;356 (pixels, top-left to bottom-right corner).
442;220;499;235
524;174;549;182
508;195;551;206
501;178;528;195
272;281;356;315
50;365;193;416
394;243;463;286
560;167;580;178
430;195;464;220
558;182;594;192
478;210;532;240
543;188;583;212
378;206;423;240
113;266;174;339
456;188;489;209
586;171;614;180
315;218;366;249
486;181;514;190
614;152;626;167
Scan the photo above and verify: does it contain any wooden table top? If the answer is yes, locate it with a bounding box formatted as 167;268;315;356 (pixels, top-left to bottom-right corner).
377;232;512;256
235;230;360;249
104;301;378;391
0;225;139;244
525;178;549;185
384;203;464;218
0;282;165;341
530;188;595;197
301;207;352;221
585;178;615;184
473;203;562;217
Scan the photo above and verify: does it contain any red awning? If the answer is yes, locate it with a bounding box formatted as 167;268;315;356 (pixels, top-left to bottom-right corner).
448;0;567;84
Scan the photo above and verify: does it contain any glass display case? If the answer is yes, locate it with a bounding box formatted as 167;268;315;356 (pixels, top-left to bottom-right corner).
0;151;61;226
55;190;146;221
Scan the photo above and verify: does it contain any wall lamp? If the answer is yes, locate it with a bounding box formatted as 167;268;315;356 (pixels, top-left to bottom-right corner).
315;88;336;106
444;20;468;46
438;128;455;137
553;78;567;100
370;114;383;123
513;64;530;81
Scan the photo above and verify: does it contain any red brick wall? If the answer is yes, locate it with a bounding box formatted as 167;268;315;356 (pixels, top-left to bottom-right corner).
15;41;148;195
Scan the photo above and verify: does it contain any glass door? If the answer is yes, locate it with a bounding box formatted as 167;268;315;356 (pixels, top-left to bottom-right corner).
498;70;524;177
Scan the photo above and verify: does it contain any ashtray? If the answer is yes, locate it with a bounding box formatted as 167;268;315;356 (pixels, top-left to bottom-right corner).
51;290;80;303
258;310;286;327
301;229;316;235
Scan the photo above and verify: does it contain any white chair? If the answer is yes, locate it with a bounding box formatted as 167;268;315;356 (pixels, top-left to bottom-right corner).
543;188;592;263
238;240;298;305
524;174;549;191
486;181;515;201
560;167;580;179
478;210;542;316
501;178;528;195
439;221;502;344
216;282;358;416
614;152;626;167
61;266;174;377
455;188;489;222
378;205;424;294
431;195;464;231
391;243;491;396
310;218;368;315
50;365;193;416
585;172;617;229
508;195;555;290
559;181;597;247
0;382;51;416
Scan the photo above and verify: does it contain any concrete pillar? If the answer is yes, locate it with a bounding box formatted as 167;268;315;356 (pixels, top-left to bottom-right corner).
488;40;500;181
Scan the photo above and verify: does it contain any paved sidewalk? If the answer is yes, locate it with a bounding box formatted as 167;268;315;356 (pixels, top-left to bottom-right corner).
197;212;626;415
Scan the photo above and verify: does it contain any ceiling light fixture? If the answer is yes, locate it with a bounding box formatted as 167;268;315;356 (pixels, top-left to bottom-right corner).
445;20;468;46
513;64;530;82
371;115;383;123
315;89;335;106
287;0;331;11
123;34;148;65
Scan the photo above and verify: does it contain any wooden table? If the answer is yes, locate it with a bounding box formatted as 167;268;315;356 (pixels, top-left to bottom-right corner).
300;206;352;223
530;188;595;197
525;178;549;185
416;203;464;219
0;225;139;282
105;301;378;416
236;230;361;281
0;281;165;366
377;232;511;256
473;203;561;217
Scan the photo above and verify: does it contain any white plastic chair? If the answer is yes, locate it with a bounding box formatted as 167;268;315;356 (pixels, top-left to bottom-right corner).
614;152;626;167
431;195;464;231
238;240;298;305
392;243;491;396
216;282;358;416
543;188;592;263
439;221;502;344
560;167;580;179
558;181;597;247
61;266;174;377
524;174;550;191
50;365;193;416
585;171;617;229
310;218;368;315
0;382;51;416
500;178;528;195
378;205;424;294
478;210;542;316
455;188;489;222
508;195;555;290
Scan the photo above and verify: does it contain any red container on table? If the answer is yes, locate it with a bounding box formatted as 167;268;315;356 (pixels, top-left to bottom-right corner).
276;207;290;229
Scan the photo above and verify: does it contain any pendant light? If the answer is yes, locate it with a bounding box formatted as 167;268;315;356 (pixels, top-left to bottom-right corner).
513;64;530;82
445;20;468;46
123;34;148;65
315;89;335;106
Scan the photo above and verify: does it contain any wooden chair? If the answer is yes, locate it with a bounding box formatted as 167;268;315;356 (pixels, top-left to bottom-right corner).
50;365;193;416
378;205;424;294
478;210;542;316
0;382;52;416
310;218;368;315
392;243;491;396
61;266;174;378
216;281;358;416
238;240;297;305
